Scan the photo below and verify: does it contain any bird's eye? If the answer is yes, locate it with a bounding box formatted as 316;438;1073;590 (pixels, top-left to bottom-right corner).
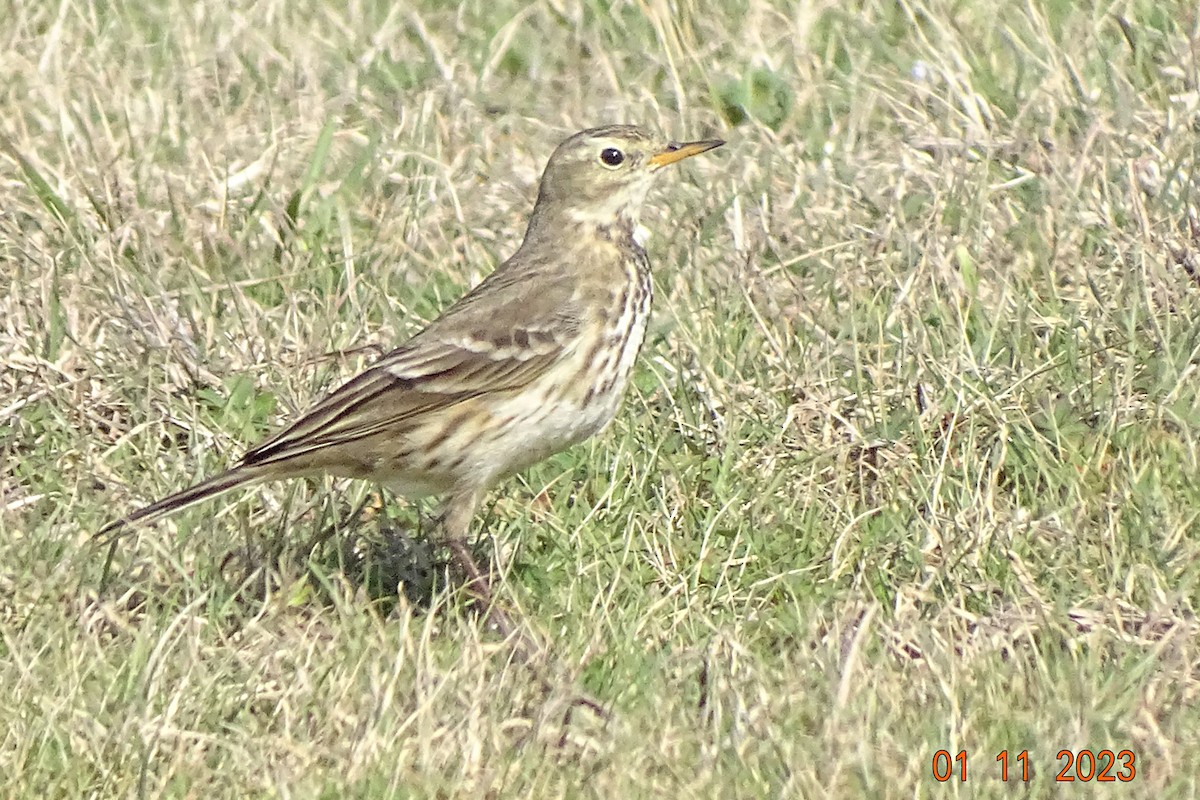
599;147;625;167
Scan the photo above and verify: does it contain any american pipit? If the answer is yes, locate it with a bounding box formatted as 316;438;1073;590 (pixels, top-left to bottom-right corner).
98;124;723;632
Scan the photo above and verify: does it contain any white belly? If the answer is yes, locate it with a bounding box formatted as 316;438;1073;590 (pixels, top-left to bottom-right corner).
470;314;649;487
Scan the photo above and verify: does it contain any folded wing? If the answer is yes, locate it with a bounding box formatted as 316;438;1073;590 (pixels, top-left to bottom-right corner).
239;267;580;469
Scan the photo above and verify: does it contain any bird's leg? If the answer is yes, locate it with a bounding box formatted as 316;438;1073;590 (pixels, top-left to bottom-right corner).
440;492;609;720
439;489;530;649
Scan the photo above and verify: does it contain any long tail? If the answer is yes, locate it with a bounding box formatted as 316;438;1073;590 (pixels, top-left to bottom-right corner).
95;464;271;588
97;465;272;540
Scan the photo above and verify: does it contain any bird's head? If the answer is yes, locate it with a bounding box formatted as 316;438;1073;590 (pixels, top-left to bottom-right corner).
527;124;724;235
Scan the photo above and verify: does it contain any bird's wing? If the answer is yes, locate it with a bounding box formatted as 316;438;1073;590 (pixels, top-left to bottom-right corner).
239;265;581;468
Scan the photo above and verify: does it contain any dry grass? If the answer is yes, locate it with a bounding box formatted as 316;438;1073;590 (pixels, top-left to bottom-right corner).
3;0;1200;796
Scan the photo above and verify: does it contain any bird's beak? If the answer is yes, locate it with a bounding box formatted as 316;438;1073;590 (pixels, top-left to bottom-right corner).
648;138;725;169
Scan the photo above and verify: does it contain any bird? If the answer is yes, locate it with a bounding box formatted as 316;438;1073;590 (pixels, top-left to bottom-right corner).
97;124;724;633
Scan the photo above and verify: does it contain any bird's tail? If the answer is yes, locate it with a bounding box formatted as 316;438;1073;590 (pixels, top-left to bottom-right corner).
96;464;273;540
94;464;272;587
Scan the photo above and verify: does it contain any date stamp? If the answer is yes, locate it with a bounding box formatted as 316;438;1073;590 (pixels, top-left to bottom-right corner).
931;749;1137;783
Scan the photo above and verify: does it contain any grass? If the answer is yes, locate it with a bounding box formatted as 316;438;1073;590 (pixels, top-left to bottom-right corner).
2;0;1199;796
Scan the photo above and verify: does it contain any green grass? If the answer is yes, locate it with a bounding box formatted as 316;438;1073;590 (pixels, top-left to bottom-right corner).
3;0;1200;796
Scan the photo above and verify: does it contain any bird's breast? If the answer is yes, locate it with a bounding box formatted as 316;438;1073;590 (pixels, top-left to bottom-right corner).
441;232;655;487
562;243;653;421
